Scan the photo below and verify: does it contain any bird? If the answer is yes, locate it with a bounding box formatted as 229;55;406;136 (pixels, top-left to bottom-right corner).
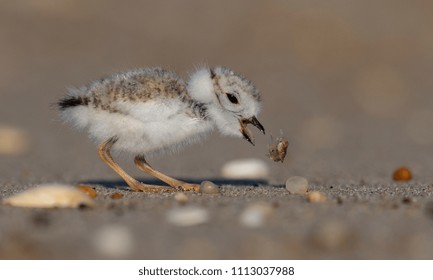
58;66;265;193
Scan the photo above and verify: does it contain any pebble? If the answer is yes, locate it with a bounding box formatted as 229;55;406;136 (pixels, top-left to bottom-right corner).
402;197;412;204
174;192;189;204
239;203;273;228
93;225;133;258
110;192;124;199
3;184;94;208
285;176;308;194
0;125;29;155
307;191;327;203
76;185;97;199
393;167;412;181
221;158;269;179
200;181;220;194
166;206;209;226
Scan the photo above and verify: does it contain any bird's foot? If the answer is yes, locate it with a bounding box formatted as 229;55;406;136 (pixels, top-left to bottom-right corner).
131;183;177;193
174;183;201;192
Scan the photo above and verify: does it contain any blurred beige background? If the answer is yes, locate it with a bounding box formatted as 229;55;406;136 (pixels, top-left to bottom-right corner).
1;0;433;183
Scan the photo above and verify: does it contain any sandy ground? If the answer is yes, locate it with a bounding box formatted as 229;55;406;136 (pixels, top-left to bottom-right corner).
1;0;433;259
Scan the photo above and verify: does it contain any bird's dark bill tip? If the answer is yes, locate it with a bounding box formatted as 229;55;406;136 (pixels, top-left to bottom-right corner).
241;126;255;146
250;116;265;134
245;137;255;146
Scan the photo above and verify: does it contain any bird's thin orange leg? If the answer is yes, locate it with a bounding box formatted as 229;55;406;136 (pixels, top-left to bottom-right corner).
98;138;175;193
134;155;200;192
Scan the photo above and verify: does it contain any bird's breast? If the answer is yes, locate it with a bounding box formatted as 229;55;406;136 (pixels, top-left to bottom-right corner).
109;98;212;155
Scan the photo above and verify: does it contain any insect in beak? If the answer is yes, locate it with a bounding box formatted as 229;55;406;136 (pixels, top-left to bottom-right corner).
239;116;265;145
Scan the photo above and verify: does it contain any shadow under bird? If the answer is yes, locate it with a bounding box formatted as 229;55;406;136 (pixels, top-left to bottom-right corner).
58;66;265;192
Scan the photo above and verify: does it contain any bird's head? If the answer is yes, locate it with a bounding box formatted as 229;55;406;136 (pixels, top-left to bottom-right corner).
188;66;265;145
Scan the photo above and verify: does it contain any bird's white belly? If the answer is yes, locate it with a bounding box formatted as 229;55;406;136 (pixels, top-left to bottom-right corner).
82;100;212;156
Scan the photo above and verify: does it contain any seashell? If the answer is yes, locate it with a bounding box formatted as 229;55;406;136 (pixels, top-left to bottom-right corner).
110;192;124;199
393;166;412;181
3;184;94;208
166;206;209;226
174;192;189;204
93;225;133;258
307;191;327;203
221;158;269;179
239;202;273;228
76;184;97;198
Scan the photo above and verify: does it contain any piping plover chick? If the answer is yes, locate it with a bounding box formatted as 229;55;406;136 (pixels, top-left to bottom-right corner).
58;67;265;193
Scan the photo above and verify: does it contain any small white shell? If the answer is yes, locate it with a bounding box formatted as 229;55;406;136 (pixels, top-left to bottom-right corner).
166;206;209;227
3;184;95;208
221;158;269;179
307;191;327;203
174;192;189;204
239;203;273;228
93;225;133;258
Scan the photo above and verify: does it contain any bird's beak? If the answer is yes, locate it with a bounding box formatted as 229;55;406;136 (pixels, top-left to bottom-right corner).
240;116;265;146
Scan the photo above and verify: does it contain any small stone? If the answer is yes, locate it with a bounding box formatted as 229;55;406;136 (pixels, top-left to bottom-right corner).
239;203;273;228
93;225;133;258
307;191;327;203
221;158;269;179
174;192;189;204
3;184;94;208
200;181;220;194
166;206;209;227
285;176;308;194
110;192;124;199
393;167;412;181
76;185;97;199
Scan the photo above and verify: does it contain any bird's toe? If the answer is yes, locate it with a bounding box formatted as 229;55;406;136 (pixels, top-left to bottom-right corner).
132;183;177;193
177;183;201;192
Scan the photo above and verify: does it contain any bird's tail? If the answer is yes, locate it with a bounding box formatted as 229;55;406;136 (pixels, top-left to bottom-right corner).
58;96;90;110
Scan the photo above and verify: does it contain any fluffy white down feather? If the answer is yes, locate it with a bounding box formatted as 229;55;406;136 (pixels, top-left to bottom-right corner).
60;98;213;157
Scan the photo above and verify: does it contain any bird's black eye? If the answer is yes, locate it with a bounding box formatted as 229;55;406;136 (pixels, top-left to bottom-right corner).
226;93;239;104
